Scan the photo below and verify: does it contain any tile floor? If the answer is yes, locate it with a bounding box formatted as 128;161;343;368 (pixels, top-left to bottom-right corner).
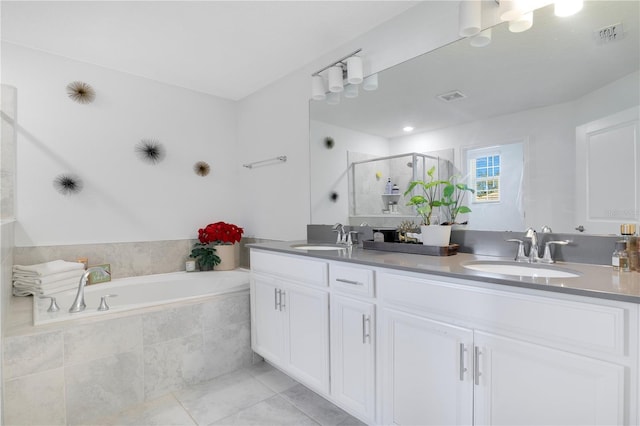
99;361;366;425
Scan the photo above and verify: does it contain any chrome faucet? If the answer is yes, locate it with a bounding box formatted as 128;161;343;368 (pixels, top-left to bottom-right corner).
524;227;540;263
333;223;346;244
69;266;111;313
540;240;571;264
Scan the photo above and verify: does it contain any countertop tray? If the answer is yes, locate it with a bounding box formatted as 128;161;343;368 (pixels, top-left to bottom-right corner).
363;240;459;256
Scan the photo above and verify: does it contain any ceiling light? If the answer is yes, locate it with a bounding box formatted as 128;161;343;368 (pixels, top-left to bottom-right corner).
554;0;583;17
326;92;341;105
344;84;359;99
328;65;344;93
509;11;533;32
346;56;363;85
311;75;326;101
459;0;482;37
310;49;368;102
403;126;414;132
499;0;527;22
363;73;379;91
470;27;492;47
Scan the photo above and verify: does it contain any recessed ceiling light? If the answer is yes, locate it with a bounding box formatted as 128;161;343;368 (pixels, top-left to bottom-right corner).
403;126;414;132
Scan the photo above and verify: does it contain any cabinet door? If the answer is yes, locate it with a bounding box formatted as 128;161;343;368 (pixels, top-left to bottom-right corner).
330;295;375;422
474;331;625;426
380;308;474;425
284;283;330;394
250;275;285;365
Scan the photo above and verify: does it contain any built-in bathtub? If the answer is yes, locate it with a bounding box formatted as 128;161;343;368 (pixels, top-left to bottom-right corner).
4;269;254;425
33;269;250;325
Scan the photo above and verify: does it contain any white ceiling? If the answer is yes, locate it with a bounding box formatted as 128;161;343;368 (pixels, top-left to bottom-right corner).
1;1;418;100
311;0;640;138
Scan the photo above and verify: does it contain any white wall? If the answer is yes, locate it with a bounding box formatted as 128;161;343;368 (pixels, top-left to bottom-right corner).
2;42;240;246
310;120;389;225
4;1;495;245
389;70;639;233
237;1;465;241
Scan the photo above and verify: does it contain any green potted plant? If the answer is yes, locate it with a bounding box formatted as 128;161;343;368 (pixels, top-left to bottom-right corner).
441;175;475;226
404;165;451;246
190;221;244;271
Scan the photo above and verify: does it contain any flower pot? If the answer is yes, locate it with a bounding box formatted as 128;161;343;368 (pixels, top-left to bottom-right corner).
215;243;240;271
420;225;452;246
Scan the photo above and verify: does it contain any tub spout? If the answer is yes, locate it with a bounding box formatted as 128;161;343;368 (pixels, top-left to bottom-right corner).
69;266;110;313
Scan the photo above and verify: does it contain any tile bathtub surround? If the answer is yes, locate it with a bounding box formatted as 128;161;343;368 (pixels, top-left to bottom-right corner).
2;292;252;425
13;236;279;279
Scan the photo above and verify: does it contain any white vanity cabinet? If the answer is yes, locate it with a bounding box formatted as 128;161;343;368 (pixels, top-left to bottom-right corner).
250;250;330;394
329;262;376;423
250;248;638;425
378;270;635;426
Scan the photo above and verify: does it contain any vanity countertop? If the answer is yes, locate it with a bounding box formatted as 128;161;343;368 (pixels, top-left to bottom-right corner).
249;241;640;304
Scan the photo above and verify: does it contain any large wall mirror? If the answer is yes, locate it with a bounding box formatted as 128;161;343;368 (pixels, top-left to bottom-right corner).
309;1;639;235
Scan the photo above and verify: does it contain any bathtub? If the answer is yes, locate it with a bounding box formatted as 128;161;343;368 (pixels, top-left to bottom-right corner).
33;269;250;325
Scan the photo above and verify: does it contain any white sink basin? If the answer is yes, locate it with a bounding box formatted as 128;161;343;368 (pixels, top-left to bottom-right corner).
292;244;346;251
463;261;580;278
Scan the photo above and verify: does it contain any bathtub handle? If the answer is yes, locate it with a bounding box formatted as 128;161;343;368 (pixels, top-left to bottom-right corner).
39;296;60;313
98;294;118;311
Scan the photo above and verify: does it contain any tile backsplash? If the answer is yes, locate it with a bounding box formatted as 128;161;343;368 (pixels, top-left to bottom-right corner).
13;237;275;280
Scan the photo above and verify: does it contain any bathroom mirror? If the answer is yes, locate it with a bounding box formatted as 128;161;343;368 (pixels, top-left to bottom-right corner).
309;1;639;234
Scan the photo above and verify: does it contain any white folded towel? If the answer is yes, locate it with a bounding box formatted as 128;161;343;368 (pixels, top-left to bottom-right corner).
13;275;81;290
13;269;84;285
13;260;85;277
13;281;79;297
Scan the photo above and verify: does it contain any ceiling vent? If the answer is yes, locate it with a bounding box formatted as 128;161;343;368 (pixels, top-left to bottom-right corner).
437;90;467;102
594;23;625;44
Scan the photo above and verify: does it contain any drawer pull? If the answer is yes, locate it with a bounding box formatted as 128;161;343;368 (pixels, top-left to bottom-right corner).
459;343;467;381
474;346;482;386
336;278;363;286
362;314;371;344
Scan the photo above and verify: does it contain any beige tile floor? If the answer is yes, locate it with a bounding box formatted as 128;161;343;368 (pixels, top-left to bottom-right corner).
99;361;366;426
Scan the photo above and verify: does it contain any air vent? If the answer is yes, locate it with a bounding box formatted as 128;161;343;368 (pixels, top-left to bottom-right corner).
595;23;624;43
437;90;467;102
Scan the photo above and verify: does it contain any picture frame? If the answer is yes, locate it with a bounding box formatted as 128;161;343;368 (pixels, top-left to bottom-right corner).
88;263;111;285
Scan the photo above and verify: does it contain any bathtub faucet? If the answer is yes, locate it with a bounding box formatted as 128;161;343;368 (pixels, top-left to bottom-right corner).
69;266;111;313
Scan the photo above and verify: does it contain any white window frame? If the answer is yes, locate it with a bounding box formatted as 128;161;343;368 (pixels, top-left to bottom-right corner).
471;154;501;203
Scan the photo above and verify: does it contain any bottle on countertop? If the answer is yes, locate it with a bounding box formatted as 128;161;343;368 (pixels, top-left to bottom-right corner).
620;224;638;271
612;241;630;272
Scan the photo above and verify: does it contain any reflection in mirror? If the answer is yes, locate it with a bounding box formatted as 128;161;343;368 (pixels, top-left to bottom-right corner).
309;1;639;234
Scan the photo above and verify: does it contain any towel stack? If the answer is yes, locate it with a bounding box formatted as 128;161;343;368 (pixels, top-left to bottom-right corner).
13;260;86;297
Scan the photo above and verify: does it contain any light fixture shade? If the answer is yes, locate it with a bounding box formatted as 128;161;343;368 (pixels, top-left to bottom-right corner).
499;0;525;22
458;0;481;37
344;84;359;98
326;92;341;105
311;75;326;100
328;65;344;93
470;27;492;47
362;73;378;91
346;56;363;85
509;11;533;32
554;0;583;17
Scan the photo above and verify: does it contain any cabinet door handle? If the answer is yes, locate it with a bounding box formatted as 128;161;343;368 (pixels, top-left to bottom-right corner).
459;343;467;381
474;346;482;386
336;278;363;286
362;314;371;344
274;288;279;311
279;291;286;311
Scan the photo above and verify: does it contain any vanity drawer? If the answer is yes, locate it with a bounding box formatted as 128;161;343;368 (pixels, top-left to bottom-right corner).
379;271;628;357
251;249;328;287
329;262;375;297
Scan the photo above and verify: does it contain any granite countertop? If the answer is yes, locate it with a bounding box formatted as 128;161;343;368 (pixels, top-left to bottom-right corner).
249;241;640;304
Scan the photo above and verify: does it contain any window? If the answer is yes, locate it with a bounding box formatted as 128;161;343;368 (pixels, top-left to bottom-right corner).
472;154;500;202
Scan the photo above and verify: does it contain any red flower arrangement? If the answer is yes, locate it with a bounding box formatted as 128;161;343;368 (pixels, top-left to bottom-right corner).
191;221;244;270
198;221;244;245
